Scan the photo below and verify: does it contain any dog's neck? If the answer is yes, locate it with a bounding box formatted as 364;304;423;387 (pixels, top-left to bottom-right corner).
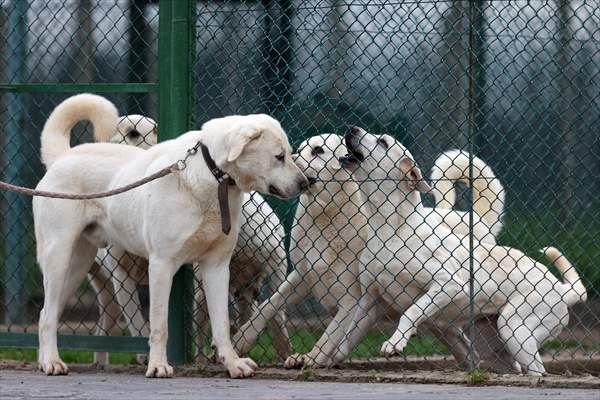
357;179;424;240
178;131;242;203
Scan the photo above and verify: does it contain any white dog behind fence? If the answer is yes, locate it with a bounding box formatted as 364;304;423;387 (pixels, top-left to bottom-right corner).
61;108;291;365
234;133;507;369
33;93;308;378
336;126;587;375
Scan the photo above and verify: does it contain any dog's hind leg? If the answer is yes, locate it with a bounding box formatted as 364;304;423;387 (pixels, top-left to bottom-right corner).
38;236;97;375
192;271;210;363
233;269;307;356
332;289;380;365
420;322;478;370
286;294;362;369
265;253;292;360
89;261;121;366
497;293;564;376
109;247;148;338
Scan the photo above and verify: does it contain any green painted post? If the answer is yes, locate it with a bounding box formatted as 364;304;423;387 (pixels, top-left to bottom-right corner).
3;0;28;326
158;0;196;364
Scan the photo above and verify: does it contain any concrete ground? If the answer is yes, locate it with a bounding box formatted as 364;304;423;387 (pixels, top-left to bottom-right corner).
1;371;599;400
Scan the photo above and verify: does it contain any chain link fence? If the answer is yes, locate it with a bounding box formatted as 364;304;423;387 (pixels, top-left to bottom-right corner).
1;0;598;376
0;0;159;357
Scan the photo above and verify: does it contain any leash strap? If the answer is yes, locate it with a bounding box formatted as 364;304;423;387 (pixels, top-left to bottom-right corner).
199;143;235;235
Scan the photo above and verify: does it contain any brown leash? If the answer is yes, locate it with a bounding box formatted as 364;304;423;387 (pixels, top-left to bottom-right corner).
0;140;235;235
0;163;179;200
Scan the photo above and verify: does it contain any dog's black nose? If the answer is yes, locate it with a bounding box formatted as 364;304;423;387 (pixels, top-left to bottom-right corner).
347;125;361;135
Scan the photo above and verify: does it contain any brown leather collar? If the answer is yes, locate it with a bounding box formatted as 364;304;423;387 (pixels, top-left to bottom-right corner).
199;143;236;235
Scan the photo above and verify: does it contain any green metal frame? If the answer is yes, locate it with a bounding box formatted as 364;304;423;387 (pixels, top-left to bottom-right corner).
0;0;196;361
0;83;158;93
158;0;196;365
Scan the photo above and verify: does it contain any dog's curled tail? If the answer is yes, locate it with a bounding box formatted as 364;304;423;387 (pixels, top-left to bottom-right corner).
430;150;505;237
540;247;588;305
41;94;119;167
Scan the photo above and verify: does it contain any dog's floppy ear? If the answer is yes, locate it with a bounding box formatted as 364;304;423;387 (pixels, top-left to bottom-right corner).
227;126;263;162
399;158;432;193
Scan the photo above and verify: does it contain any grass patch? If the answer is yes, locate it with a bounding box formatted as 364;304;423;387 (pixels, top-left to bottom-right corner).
244;329;449;364
2;335;592;367
467;369;489;385
541;338;598;353
0;348;137;364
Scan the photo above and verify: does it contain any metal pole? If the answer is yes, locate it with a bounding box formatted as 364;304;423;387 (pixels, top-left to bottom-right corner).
127;0;150;113
467;0;478;372
4;0;28;326
158;0;195;364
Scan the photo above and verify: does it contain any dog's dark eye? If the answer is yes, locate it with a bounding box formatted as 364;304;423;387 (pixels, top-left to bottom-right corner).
128;129;142;139
377;137;389;149
275;153;285;162
311;146;324;156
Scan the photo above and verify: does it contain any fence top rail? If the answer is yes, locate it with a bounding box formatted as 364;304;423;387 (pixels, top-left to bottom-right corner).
0;83;158;93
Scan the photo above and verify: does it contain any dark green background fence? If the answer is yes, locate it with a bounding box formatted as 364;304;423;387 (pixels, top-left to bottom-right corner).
0;0;598;371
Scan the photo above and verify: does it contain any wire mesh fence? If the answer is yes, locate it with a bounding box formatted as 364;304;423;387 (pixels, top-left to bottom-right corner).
0;0;599;377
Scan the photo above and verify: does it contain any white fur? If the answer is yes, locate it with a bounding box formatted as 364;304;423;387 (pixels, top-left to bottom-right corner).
41;94;118;167
339;127;587;376
431;149;505;239
234;133;505;369
33;94;307;378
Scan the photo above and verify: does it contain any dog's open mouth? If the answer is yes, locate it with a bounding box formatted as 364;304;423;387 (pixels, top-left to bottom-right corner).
268;185;283;197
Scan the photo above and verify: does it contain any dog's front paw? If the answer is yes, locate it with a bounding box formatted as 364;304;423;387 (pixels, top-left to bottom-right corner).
380;336;408;357
226;357;258;378
145;362;174;378
39;359;69;376
284;353;308;369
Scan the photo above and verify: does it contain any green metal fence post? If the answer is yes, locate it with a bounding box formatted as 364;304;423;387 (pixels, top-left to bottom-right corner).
3;0;28;326
158;0;196;364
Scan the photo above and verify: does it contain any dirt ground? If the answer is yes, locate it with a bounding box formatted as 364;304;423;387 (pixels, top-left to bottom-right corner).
0;360;600;392
1;370;599;400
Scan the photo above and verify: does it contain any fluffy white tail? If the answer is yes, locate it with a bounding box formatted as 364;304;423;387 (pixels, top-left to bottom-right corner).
41;94;118;167
430;150;505;237
540;247;588;306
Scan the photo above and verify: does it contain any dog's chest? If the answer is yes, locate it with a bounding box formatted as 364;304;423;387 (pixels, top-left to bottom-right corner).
178;201;240;263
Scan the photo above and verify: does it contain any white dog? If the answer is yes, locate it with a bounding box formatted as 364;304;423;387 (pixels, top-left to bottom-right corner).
45;105;291;365
33;93;308;378
234;133;506;369
337;125;587;375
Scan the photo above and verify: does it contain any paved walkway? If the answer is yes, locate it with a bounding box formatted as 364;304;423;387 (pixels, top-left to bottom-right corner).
1;370;598;400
